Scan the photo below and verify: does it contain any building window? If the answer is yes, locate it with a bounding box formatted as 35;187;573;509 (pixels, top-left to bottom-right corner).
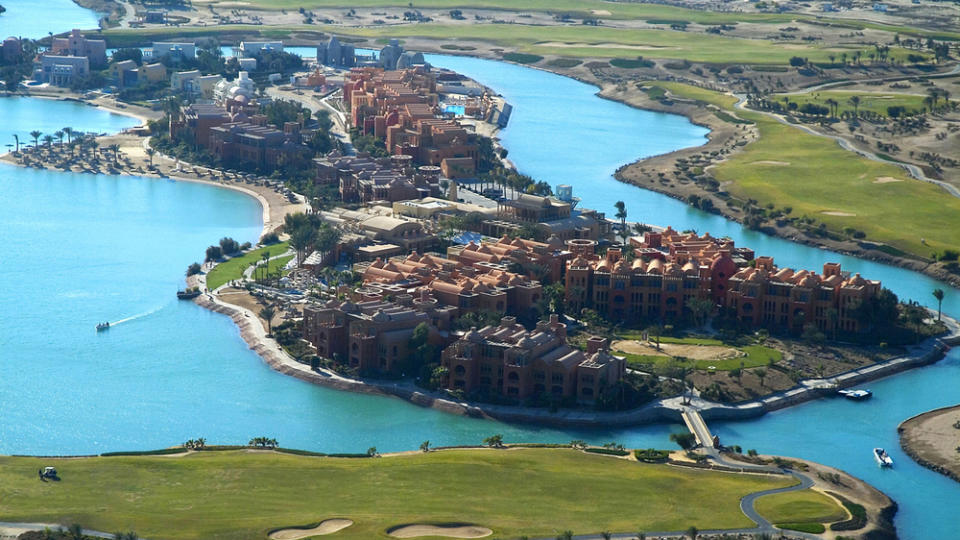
508;372;519;382
551;373;563;383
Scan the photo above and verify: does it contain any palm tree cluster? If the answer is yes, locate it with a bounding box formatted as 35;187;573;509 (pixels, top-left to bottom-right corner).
183;438;207;450
249;436;278;448
11;126;137;175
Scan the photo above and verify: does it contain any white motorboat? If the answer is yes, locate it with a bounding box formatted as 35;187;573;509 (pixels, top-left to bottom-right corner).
874;447;893;467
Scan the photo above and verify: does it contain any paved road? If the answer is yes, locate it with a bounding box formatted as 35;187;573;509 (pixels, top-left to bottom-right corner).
733;94;960;199
787;62;960;95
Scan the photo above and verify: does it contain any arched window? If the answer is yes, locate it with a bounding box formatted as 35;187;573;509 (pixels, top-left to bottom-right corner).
454;365;466;376
508;371;519;381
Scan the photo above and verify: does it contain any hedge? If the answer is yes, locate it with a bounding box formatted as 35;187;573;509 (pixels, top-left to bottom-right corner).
584;447;630;456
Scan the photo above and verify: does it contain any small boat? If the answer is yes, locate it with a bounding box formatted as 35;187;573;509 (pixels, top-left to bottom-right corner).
96;322;110;331
176;289;201;300
838;389;872;401
874;447;894;467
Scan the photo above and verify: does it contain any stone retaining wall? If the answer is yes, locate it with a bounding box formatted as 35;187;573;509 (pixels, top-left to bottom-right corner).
197;291;960;429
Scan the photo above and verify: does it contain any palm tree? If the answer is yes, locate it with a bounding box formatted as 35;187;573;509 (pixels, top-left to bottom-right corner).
260;250;271;281
145;147;155;168
12;133;19;153
42;134;53;149
614;200;628;243
90;140;100;161
755;368;767;388
63;126;73;145
109;143;120;164
54;130;64;149
933;288;944;321
848;96;861;118
260;304;276;335
29;130;41;149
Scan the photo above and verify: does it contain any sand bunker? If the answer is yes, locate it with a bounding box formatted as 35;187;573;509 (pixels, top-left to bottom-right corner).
592;9;612;15
821;211;857;216
536;41;674;51
874;176;903;184
613;340;742;361
388;524;493;538
751;160;790;166
269;519;354;539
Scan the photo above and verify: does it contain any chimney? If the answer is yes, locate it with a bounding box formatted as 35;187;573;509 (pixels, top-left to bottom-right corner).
586;336;608;354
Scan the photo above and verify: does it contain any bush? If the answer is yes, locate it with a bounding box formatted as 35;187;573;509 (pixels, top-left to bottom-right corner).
260;232;280;245
585;447;630;456
100;448;187;457
205;245;222;262
634;448;670;462
547;58;582;68
186;262;202;276
610;57;655;69
778;523;826;534
502;52;543;64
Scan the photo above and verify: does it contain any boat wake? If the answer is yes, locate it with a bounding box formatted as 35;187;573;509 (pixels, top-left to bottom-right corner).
110;305;163;326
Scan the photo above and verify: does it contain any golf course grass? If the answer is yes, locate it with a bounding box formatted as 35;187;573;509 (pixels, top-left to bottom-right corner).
616;344;781;372
755;489;849;524
642;81;960;260
206;242;290;290
0;447;833;539
100;23;923;65
774;90;947;118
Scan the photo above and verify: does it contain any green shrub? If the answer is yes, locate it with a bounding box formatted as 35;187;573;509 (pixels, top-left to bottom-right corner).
547;58;582;68
610;57;655;69
584;447;630;456
502;52;543;64
634;449;671;462
100;448;187;457
778;522;826;534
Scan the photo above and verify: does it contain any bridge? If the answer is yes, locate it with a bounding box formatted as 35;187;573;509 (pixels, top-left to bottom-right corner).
681;407;717;454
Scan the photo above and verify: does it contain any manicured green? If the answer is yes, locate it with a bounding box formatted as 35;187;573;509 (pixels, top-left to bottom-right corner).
0;448;810;539
774;90;945;117
755;490;847;524
643;81;960;259
206;241;290;290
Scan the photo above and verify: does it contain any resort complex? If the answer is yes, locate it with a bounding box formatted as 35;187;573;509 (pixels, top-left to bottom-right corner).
3;0;960;538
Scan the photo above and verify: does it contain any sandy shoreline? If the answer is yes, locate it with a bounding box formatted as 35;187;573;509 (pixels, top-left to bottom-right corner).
898;404;960;483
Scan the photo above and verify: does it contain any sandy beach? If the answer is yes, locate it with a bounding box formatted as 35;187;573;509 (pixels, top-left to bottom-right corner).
899;404;960;483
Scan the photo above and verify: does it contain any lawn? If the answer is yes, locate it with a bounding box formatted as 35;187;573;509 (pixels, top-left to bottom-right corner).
206;241;290;290
0;448;813;539
774;90;941;117
616;344;780;371
755;490;848;524
642;81;960;260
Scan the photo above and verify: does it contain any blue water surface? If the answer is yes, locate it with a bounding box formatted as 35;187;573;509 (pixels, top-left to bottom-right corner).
0;0;100;39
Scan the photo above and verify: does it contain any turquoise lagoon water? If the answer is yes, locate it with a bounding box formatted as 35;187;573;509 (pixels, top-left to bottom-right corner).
419;52;960;539
1;6;958;533
0;96;136;151
0;0;100;39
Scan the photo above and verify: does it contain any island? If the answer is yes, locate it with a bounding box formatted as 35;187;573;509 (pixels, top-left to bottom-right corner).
899;404;960;483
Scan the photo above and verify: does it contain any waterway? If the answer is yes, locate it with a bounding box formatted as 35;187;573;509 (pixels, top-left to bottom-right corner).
0;0;100;39
3;3;959;538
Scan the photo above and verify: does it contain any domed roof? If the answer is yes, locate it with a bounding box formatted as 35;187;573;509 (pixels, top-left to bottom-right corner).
846;273;867;287
798;274;818;288
747;271;763;282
